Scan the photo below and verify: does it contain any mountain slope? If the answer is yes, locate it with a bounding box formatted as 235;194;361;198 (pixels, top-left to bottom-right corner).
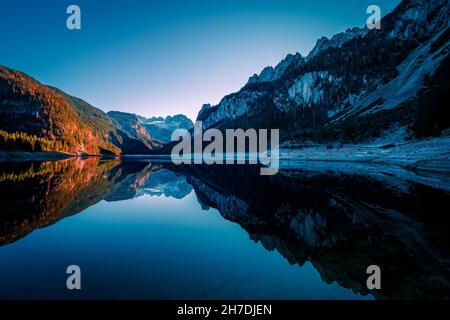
0;66;153;155
107;111;162;149
197;0;449;143
108;111;193;144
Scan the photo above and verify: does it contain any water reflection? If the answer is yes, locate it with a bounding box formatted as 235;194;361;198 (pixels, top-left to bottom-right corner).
0;158;449;299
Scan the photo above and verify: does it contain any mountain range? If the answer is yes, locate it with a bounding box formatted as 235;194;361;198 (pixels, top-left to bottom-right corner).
0;66;192;156
197;0;449;143
0;0;449;156
107;111;193;144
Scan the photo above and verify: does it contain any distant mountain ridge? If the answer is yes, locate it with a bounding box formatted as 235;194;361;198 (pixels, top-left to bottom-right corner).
307;27;367;59
107;111;193;144
197;0;449;143
0;66;191;155
144;114;194;143
106;111;162;149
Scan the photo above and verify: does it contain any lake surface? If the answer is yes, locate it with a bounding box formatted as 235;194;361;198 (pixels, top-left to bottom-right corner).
0;158;449;300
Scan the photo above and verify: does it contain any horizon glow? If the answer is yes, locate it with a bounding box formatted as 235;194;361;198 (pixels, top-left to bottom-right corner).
0;0;400;121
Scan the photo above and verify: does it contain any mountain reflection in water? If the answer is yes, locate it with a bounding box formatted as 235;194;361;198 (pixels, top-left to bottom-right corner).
0;158;449;300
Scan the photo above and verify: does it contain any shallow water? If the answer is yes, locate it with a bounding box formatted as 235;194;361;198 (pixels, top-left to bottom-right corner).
0;159;449;299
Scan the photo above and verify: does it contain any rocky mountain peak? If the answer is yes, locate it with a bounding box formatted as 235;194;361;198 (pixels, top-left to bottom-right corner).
247;52;303;85
196;103;213;121
193;0;449;143
107;111;194;144
307;26;367;59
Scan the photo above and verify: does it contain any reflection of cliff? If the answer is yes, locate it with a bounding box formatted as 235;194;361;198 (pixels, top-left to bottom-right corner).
0;160;193;246
140;169;192;199
0;159;152;245
105;166;192;201
104;162;161;202
2;158;449;299
178;165;450;300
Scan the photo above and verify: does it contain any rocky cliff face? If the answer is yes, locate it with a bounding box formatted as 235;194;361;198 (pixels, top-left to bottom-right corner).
107;111;162;150
197;0;449;143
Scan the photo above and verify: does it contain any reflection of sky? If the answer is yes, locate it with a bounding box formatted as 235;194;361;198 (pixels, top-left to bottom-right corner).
0;192;373;299
0;0;399;120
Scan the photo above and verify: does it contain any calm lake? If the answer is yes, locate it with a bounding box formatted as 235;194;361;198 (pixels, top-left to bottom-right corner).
0;158;449;299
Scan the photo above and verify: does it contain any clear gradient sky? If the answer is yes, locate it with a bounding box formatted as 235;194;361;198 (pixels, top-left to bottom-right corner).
0;0;400;120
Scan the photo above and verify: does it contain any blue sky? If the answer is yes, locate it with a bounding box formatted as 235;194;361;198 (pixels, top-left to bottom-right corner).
0;0;400;120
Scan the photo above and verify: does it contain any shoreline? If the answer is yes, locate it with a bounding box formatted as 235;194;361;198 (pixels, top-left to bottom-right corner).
0;151;173;163
280;136;450;175
0;151;74;162
1;136;449;173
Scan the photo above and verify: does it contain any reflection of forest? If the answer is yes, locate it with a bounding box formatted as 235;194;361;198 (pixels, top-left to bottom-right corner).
176;164;450;300
0;159;153;245
1;160;449;299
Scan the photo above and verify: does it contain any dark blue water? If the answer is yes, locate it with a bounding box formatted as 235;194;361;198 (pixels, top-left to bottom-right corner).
0;159;449;299
0;191;369;300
